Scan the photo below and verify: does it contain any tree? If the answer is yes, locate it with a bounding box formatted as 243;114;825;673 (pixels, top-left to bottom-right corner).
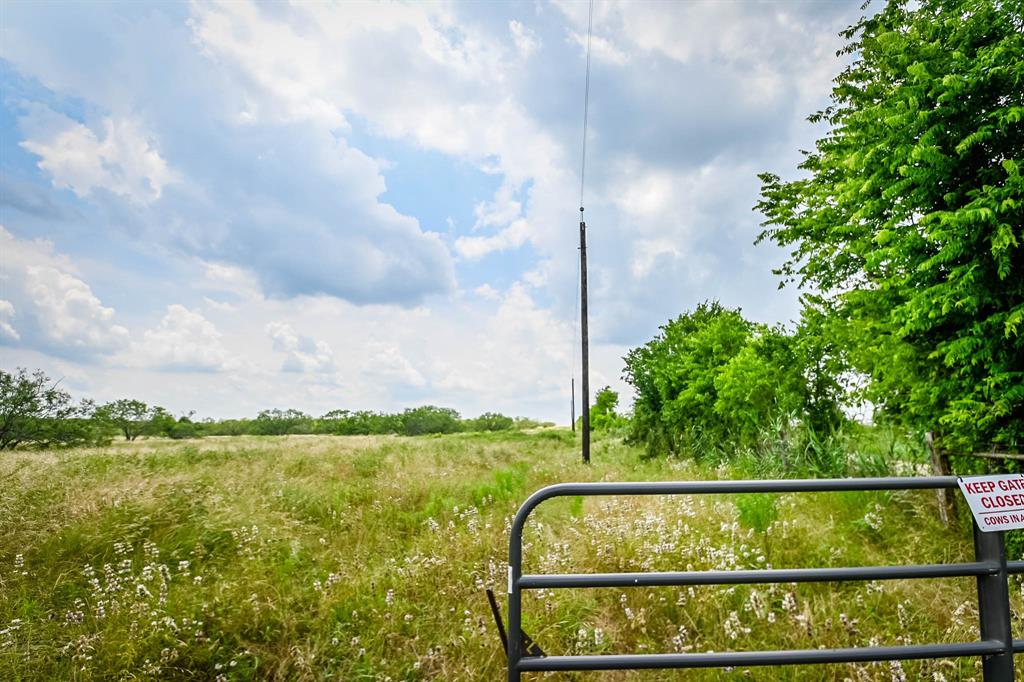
400;406;462;436
589;387;625;431
0;368;99;449
465;412;515;432
756;0;1024;450
167;413;201;440
97;399;150;441
254;409;311;435
623;302;844;457
317;409;402;435
144;406;178;438
623;302;753;455
713;327;807;447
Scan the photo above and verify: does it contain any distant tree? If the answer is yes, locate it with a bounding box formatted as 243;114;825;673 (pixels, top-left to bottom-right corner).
0;368;100;449
589;387;625;431
254;409;311;435
400;406;462;436
96;399;150;441
756;0;1024;450
202;418;253;436
167;413;201;440
317;410;401;435
317;409;352;433
465;412;515;432
512;416;552;430
144;406;178;438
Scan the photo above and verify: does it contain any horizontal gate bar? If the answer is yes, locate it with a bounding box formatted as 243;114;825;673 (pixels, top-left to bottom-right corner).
516;641;1007;671
515;478;960;509
1008;560;1024;574
519;561;1000;589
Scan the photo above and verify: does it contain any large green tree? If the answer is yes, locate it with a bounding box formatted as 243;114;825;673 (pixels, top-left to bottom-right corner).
623;302;837;456
757;0;1024;450
0;368;99;449
96;399;150;441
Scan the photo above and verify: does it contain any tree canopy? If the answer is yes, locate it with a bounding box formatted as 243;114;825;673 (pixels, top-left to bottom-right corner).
0;368;99;449
757;0;1024;450
95;399;150;441
623;302;843;457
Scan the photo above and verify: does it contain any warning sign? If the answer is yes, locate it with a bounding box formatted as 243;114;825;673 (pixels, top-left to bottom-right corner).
958;474;1024;532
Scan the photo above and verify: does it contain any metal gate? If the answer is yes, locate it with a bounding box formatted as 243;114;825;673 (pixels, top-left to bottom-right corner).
506;477;1024;681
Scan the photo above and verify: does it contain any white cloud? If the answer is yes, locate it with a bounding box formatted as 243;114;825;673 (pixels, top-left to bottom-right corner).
200;261;263;300
556;0;849;114
428;283;575;401
568;30;628;65
0;226;130;356
0;300;19;341
509;20;540;58
202;297;238;313
473;284;501;301
139;304;232;372
631;239;681;279
266;321;336;374
24;266;130;351
19;105;176;204
363;342;426;389
455;218;531;260
4;6;457;307
188;0;576;265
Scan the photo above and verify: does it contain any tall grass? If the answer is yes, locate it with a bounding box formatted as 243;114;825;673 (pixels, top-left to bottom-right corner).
0;431;1017;680
701;418;930;482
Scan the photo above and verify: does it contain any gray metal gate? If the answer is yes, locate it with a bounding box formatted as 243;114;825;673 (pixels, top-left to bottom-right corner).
506;477;1024;681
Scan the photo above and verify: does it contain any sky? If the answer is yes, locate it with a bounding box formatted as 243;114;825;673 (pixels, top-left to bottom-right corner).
0;0;864;423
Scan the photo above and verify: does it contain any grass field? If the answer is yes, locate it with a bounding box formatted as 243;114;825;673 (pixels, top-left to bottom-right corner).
1;431;1020;680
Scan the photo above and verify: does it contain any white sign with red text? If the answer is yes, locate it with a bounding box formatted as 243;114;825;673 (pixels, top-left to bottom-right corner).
958;474;1024;532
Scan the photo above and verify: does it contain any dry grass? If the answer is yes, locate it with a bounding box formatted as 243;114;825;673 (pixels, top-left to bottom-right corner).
0;431;1020;680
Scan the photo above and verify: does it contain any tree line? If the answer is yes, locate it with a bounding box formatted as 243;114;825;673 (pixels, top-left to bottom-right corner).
0;367;551;450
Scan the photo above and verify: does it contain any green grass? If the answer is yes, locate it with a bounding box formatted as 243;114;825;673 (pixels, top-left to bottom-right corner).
0;431;1019;680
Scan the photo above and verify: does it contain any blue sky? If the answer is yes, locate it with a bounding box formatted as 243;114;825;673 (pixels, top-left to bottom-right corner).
0;0;863;422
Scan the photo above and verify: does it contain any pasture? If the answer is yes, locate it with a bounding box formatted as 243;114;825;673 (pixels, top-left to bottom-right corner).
0;432;1018;680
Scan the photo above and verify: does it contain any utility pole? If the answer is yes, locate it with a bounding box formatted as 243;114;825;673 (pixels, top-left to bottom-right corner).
580;207;590;464
571;378;576;433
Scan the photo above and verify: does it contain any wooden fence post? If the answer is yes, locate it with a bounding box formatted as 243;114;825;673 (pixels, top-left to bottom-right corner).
926;431;955;526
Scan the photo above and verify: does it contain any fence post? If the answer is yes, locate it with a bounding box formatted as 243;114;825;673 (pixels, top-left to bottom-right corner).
926;432;954;526
973;522;1014;681
508;518;524;682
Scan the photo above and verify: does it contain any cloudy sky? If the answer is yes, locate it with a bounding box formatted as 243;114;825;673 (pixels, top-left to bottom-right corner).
0;0;863;422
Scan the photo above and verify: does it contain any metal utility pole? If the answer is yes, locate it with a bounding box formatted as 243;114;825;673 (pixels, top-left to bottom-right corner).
580;208;590;464
571;378;576;433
